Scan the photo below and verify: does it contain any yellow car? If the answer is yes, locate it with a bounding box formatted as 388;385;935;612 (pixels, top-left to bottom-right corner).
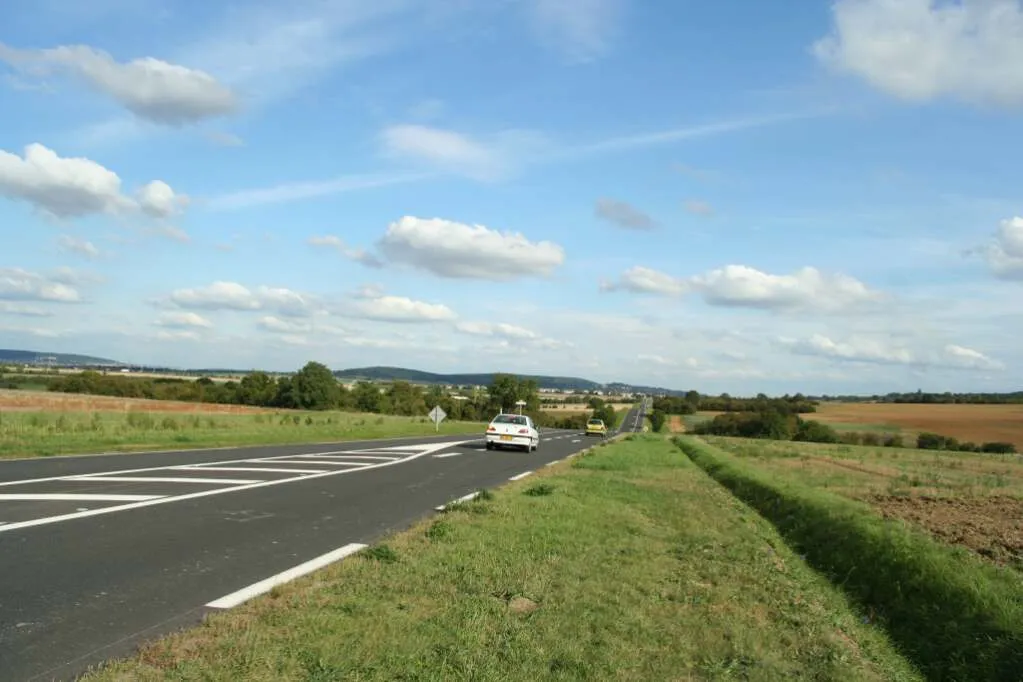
585;418;608;437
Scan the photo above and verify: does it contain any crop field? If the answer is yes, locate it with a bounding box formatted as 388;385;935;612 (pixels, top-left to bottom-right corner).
704;436;1023;571
810;402;1023;449
0;389;278;414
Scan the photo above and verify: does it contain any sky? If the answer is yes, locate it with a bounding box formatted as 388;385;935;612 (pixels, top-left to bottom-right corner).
0;0;1021;396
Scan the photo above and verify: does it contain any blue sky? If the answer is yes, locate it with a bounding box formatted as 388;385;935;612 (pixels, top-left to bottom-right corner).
1;0;1021;395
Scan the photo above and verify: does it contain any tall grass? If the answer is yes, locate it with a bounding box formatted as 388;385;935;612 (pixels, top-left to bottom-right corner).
677;435;1023;681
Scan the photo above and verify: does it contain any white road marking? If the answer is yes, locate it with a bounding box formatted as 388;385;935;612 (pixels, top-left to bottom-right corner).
433;452;461;459
0;493;162;502
571;439;582;443
206;542;367;609
64;476;261;485
0;440;470;534
246;459;369;468
545;460;560;467
509;471;534;481
297;455;398;462
434;490;481;511
542;438;553;442
172;466;329;475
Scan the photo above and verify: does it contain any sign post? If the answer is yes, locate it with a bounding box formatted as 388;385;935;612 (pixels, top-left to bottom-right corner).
428;405;447;432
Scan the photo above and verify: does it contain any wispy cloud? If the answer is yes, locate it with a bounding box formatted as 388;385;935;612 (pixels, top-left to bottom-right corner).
527;0;625;63
206;172;431;210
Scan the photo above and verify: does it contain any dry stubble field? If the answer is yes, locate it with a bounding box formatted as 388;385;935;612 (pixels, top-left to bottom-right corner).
0;389;278;414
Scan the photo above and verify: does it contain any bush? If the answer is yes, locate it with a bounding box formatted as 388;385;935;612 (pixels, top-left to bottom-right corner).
917;432;949;450
982;442;1017;454
648;410;666;433
861;432;882;446
883;434;905;448
793;419;841;444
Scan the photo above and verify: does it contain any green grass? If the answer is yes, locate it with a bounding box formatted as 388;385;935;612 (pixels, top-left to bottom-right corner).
677;435;1023;682
703;435;1023;499
0;410;485;459
82;435;918;682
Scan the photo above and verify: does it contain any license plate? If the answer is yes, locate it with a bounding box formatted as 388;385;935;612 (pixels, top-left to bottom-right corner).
500;435;513;441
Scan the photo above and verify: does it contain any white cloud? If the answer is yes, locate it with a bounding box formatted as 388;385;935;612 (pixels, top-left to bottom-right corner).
600;266;689;297
166;281;317;317
257;316;311;334
57;235;101;260
137;180;189;218
307;235;382;267
207;173;427;210
351;293;457;323
146;225;191;243
528;0;624;62
814;0;1023;107
155;311;213;329
379;125;546;181
782;333;1004;371
0;43;238;124
983;216;1023;279
377;216;565;280
0;302;53;317
0;143;184;221
155;329;201;342
0;267;82;303
455;321;538;340
594;198;655;230
603;264;885;312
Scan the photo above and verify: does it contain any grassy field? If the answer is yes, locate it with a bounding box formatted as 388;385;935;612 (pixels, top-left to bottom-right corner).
82;435;919;682
704;435;1023;571
0;409;484;459
679;436;1023;681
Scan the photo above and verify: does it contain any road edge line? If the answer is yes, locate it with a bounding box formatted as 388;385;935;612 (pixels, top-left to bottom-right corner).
206;542;368;609
509;470;533;481
433;490;482;511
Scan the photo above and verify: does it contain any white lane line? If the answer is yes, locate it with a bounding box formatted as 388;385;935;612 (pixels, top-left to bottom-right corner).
509;471;534;481
545;460;561;467
542;438;553;442
433;452;461;459
64;476;261;485
434;490;481;511
0;440;469;534
172;466;329;475
297;454;398;461
571;439;582;443
206;542;367;610
247;459;369;468
0;493;162;502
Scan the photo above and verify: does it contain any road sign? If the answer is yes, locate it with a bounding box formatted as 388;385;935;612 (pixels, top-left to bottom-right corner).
429;405;447;431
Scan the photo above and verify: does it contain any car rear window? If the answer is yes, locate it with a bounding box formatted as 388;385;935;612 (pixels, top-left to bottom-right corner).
493;414;527;425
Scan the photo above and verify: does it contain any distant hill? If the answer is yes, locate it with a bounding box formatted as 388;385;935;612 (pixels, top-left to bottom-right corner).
0;349;122;366
334;366;604;392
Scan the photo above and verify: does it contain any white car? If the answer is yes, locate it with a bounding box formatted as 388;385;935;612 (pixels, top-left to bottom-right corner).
485;413;540;452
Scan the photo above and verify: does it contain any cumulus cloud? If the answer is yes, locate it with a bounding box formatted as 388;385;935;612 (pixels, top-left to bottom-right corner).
155;311;213;329
0;267;83;303
57;235;101;260
378;216;565;280
166;281;317;317
137;180;189;218
814;0;1023;107
0;143;184;220
982;216;1023;279
594;198;655;230
307;235;383;268
602;264;884;312
455;321;539;340
0;43;238;124
782;333;1004;371
528;0;624;62
350;292;457;323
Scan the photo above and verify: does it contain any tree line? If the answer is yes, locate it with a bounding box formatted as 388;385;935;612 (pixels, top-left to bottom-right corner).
653;393;818;415
31;363;611;429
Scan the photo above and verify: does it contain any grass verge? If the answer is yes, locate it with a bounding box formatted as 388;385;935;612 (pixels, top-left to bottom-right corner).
677;435;1023;682
0;410;484;459
82;434;918;681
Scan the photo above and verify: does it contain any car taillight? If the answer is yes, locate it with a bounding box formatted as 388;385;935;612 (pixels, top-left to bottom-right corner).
487;426;496;432
518;428;529;434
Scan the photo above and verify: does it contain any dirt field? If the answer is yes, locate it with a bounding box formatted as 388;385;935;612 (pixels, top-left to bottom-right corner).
667;415;686;433
0;389;278;414
812;402;1023;448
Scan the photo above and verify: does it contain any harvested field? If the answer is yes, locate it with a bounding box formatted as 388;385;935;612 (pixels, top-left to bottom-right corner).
870;494;1023;570
813;402;1023;449
0;389;278;414
667;415;685;433
707;436;1023;570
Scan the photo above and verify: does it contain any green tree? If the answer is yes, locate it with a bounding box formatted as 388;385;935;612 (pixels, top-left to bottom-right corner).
290;361;341;410
352;381;382;412
649;409;666;432
488;374;539;413
236;371;277;406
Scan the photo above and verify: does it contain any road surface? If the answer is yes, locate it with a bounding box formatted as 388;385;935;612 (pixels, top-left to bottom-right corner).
0;405;644;681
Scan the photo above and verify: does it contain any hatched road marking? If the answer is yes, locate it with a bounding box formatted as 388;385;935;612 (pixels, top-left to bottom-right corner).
0;440;471;534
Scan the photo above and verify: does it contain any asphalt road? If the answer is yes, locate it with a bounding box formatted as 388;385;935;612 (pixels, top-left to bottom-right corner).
0;405;644;681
